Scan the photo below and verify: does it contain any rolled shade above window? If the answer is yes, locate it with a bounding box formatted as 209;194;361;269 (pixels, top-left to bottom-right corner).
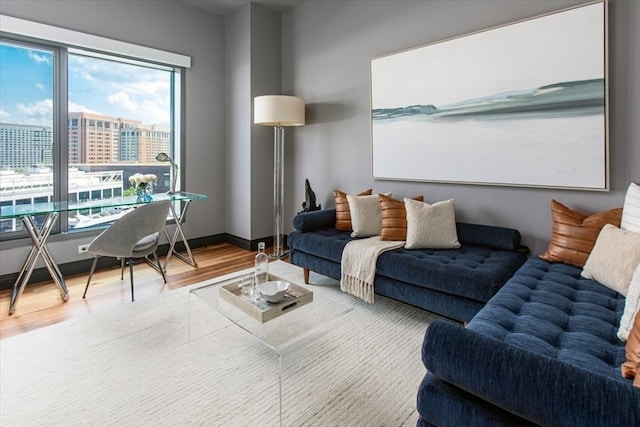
0;14;191;68
254;95;305;127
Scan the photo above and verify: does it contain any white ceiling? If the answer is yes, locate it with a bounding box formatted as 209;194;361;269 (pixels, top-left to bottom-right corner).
179;0;305;16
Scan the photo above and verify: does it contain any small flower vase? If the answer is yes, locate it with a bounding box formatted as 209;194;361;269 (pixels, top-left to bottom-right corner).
136;184;153;203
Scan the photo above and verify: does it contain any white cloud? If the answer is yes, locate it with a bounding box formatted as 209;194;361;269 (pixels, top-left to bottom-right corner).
17;99;52;117
68;101;101;115
107;91;138;112
36;82;45;91
0;108;11;121
119;79;169;96
67;54;171;125
140;99;170;124
12;99;52;126
28;50;52;65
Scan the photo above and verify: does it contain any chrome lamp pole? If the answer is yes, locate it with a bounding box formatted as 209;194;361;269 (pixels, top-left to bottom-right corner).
254;95;305;259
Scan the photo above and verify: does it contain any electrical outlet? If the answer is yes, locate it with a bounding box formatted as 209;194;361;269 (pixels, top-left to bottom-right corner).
78;244;90;254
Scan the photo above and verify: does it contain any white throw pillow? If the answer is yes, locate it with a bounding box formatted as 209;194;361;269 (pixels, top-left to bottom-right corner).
621;182;640;233
618;264;640;342
404;198;460;250
581;224;640;296
347;193;390;238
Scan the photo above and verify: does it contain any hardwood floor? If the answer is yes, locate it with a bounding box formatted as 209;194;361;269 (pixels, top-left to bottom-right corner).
0;243;266;340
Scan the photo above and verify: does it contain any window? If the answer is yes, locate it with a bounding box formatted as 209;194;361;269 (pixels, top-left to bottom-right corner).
0;35;183;238
0;41;54;234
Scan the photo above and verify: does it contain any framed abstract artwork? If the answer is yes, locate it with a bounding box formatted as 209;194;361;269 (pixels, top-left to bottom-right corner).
370;0;608;190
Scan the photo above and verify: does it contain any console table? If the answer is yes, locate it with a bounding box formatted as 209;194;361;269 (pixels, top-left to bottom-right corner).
0;191;207;314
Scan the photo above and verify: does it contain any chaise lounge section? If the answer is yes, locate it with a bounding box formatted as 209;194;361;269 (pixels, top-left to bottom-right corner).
417;256;640;427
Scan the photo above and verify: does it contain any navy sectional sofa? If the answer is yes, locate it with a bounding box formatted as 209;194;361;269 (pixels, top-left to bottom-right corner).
418;257;640;427
288;209;528;323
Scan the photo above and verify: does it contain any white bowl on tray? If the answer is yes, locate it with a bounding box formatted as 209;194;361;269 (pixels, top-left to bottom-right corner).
257;280;289;303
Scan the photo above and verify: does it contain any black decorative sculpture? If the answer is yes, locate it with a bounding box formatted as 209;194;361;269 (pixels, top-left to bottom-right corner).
299;179;321;213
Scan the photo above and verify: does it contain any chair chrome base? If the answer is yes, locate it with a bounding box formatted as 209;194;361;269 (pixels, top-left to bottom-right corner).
83;251;166;302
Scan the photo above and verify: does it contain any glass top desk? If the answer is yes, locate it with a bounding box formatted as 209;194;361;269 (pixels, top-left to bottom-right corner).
0;191;206;314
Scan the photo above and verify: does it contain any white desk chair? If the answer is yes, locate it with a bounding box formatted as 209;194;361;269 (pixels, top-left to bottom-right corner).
82;200;171;301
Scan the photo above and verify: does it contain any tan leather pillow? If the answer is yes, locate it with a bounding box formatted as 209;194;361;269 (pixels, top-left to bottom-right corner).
539;199;622;267
334;188;372;231
379;194;424;241
621;311;640;387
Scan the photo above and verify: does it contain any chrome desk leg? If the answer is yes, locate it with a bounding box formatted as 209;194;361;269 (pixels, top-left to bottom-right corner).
162;200;197;270
9;212;69;314
146;199;198;273
27;215;66;296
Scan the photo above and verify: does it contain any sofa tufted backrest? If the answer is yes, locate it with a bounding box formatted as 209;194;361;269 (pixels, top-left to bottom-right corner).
455;222;523;252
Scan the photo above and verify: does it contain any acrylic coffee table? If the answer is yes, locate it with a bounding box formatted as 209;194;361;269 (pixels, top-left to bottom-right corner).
188;268;359;426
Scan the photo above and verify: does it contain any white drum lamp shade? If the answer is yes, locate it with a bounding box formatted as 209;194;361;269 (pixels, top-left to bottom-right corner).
254;95;305;258
254;95;305;127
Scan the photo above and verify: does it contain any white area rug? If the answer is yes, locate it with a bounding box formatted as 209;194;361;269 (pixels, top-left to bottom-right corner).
0;261;441;426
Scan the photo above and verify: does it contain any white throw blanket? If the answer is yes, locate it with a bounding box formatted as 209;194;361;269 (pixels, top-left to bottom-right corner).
340;236;405;303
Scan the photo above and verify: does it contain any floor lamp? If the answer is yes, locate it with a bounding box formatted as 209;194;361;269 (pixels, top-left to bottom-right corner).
254;95;305;258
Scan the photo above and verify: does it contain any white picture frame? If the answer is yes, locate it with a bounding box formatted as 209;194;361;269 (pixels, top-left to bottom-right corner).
370;1;608;190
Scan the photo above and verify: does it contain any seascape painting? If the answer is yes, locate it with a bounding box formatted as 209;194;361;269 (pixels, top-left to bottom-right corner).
370;1;607;190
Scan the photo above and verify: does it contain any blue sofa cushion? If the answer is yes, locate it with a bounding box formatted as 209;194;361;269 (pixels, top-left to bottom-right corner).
292;209;336;232
376;246;527;303
467;257;627;379
417;372;538;427
288;227;352;263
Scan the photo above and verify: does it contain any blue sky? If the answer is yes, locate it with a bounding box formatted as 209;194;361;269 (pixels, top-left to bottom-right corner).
0;43;171;127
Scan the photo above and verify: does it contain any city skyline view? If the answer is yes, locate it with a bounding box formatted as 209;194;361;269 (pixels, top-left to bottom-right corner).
0;37;180;236
0;42;172;127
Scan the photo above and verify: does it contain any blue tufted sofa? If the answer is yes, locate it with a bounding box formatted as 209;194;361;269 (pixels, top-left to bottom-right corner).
288;209;528;323
417;257;640;427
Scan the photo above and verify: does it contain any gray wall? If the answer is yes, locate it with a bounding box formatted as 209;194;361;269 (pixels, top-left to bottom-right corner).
0;0;638;277
282;0;640;255
0;0;226;273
